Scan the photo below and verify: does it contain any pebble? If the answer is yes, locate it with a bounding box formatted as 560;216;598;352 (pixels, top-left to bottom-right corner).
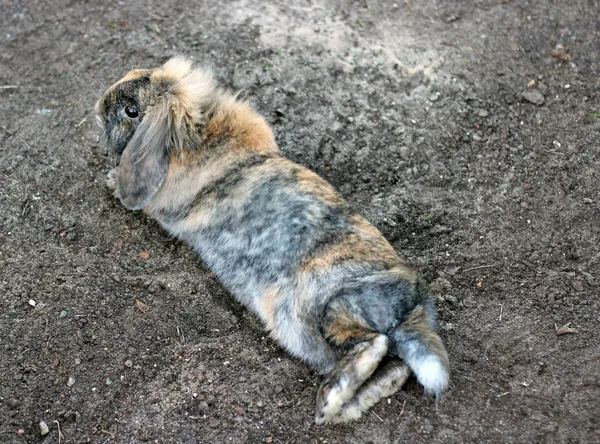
40;420;49;436
572;280;584;292
67;376;76;387
59;310;69;318
62;410;78;422
476;108;489;117
441;322;455;332
445;295;458;305
124;359;133;368
430;277;452;295
28;299;36;307
429;92;440;102
522;90;545;105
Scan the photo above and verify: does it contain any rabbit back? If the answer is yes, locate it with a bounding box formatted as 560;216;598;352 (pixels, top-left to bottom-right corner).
146;149;420;372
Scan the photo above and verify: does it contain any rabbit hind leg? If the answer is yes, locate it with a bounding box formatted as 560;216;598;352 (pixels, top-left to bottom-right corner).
315;322;389;424
331;358;411;423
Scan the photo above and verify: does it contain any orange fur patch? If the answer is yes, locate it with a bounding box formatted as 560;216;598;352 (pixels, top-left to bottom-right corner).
296;168;345;206
258;288;281;332
204;97;278;153
299;214;400;273
323;307;378;346
114;69;150;86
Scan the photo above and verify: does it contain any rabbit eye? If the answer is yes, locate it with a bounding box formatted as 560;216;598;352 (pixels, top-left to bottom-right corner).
124;106;139;119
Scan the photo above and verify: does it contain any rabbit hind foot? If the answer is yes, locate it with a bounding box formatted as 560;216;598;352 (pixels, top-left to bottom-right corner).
315;334;389;424
330;358;411;423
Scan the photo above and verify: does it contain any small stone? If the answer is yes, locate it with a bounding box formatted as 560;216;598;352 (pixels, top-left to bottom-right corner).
234;406;246;416
462;351;479;363
430;277;452;295
59;310;68;319
67;376;75;387
553;140;561;149
441;322;455;332
17;429;25;437
583;198;593;204
429;92;440;102
399;146;410;158
256;400;264;407
75;358;81;365
208;418;220;428
572;280;584;292
476;108;489;117
124;359;133;368
522;90;545;105
40;420;49;436
28;299;36;307
63;410;78;422
445;295;458;305
520;201;529;208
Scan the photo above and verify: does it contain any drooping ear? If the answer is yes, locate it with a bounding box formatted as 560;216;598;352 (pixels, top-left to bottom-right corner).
116;109;169;210
116;56;216;210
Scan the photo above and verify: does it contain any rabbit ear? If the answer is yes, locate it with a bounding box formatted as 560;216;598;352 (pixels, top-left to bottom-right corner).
115;56;216;210
117;109;169;210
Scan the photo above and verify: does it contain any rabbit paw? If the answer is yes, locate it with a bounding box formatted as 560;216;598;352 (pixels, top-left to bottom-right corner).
315;336;389;424
106;168;121;199
106;168;119;190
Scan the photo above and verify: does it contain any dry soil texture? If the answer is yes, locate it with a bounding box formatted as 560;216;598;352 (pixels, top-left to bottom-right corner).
1;0;599;443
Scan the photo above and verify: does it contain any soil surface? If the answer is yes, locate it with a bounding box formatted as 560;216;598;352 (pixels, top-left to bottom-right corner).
1;0;599;443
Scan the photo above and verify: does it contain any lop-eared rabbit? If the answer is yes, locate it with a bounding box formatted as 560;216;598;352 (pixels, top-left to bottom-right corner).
95;57;449;424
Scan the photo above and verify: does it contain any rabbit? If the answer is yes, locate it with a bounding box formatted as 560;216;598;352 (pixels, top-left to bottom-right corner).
95;57;449;424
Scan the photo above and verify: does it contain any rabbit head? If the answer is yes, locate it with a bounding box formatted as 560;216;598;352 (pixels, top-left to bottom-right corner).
94;57;215;210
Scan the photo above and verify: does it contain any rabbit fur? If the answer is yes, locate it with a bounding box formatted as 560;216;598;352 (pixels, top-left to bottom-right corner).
95;57;449;424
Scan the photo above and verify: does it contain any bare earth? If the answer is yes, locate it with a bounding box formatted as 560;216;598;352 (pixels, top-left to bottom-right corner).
1;0;599;443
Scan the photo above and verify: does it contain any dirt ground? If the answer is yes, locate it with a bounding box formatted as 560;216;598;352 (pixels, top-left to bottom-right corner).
1;0;599;442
